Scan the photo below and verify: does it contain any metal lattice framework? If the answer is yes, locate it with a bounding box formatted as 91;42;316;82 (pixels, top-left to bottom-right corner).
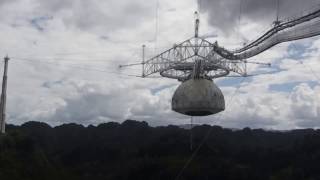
121;6;320;81
143;38;246;81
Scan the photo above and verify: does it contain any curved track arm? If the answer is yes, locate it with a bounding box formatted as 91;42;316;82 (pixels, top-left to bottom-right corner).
214;16;320;60
233;8;320;53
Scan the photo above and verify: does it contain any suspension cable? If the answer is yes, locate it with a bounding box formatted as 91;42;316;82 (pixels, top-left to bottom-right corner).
276;0;280;24
238;0;244;43
154;0;159;53
12;57;142;78
292;43;320;81
190;116;193;151
174;77;247;180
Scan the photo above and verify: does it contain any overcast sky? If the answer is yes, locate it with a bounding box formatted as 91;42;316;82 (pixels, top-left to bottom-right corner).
0;0;320;129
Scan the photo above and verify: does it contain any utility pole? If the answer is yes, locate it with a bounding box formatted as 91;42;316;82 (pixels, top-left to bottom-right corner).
0;56;9;134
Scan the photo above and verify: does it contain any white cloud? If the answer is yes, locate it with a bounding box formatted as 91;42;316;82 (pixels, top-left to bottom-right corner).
289;83;320;127
0;0;320;129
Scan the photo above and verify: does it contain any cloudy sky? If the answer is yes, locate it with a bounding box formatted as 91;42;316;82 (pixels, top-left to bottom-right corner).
0;0;320;129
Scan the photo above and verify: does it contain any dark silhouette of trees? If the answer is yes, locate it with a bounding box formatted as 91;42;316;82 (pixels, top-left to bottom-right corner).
1;120;320;180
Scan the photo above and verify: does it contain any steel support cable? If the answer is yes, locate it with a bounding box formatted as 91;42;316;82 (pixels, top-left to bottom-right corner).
11;57;119;63
12;54;143;62
13;57;114;70
232;8;320;54
295;61;320;82
119;62;143;68
235;9;320;53
237;0;244;44
190;116;193;151
302;63;320;81
214;18;320;60
12;58;141;78
291;43;320;82
276;0;280;24
246;18;320;58
174;77;247;180
6;48;143;60
154;0;160;53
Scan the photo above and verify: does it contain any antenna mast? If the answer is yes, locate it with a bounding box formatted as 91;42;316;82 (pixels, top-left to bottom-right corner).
194;11;200;38
0;56;10;134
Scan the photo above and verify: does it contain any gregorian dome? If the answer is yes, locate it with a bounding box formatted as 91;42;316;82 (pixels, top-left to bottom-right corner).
172;78;225;116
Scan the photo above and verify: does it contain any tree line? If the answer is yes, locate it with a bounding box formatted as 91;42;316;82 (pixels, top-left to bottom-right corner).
1;120;320;180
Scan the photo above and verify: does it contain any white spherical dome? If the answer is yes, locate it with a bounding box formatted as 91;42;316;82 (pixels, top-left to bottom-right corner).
172;79;225;116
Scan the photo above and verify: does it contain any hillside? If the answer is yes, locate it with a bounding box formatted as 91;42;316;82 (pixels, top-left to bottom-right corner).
1;120;320;180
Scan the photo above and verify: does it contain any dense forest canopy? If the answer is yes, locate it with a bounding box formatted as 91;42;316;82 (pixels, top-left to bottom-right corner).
1;120;320;180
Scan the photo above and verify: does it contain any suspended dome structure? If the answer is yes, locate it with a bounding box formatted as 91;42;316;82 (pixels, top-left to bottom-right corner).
172;78;225;116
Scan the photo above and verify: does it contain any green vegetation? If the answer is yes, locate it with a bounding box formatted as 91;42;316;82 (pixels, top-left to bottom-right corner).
1;120;320;180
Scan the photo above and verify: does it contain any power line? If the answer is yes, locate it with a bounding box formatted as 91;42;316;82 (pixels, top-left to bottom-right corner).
174;77;247;180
